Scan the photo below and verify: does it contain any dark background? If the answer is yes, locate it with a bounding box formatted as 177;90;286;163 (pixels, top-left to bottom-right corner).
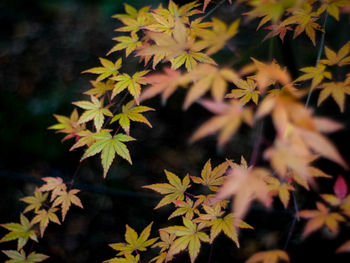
1;0;350;262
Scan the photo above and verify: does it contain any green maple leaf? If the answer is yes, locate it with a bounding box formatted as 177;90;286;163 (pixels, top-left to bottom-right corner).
111;71;149;105
110;100;154;134
20;191;48;213
165;217;210;263
82;58;122;82
143;170;191;209
109;222;158;256
0;214;38;250
73;95;113;132
81;130;135;178
2;250;48;263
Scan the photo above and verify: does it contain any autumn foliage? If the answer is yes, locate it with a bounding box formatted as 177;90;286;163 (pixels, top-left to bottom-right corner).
2;0;350;262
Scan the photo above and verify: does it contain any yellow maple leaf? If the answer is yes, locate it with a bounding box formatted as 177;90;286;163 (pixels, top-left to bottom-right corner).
298;201;346;236
194;204;253;246
82;58;122;82
317;81;350;112
143;170;191;209
109;222;158;256
31;208;60;237
265;176;295;208
226;78;260;105
195;18;240;55
20;191;48;213
36;177;67;202
320;41;350;66
52;189;83;221
190;159;228;191
164;217;210;263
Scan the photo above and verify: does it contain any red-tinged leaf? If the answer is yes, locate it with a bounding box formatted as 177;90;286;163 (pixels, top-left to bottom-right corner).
336;240;350;253
334;175;348;199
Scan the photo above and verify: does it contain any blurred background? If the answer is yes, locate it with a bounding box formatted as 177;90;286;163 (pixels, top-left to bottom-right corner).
1;0;350;262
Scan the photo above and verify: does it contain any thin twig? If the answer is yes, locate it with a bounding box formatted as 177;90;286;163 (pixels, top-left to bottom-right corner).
202;0;226;20
305;13;328;108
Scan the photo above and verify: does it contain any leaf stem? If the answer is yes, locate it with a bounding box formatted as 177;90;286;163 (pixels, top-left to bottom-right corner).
305;13;328;108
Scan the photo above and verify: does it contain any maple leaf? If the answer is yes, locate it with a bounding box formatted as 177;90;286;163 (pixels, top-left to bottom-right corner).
190;159;228;191
31;208;60;237
281;4;323;45
164;217;210;263
291;166;331;190
249;58;292;92
141;67;182;104
72;95;113;132
52;189;83;221
320;175;348;207
263;24;293;42
70;129;95;151
226;78;260;105
81;130;135;178
104;253;140;263
246;250;290;263
109;222;158;256
318;0;349;21
111;71;149;105
190;99;253;146
168;198;201;220
110;100;154;135
48;109;85;142
143;170;191;209
112;4;152;33
144;9;176;35
0;214;38;250
196;18;240;55
188;18;212;38
336;240;350;253
181;64;239;109
152;229;176;253
214;159;272;220
244;0;290;28
36;177;67;201
82;58;122;82
319;42;350;66
195;204;253;246
2;249;48;263
107;32;142;57
20;191;48;213
295;64;332;88
84;80;114;98
138;19;216;71
317;81;350;112
298;201;346;236
150;230;176;263
265;176;295;208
